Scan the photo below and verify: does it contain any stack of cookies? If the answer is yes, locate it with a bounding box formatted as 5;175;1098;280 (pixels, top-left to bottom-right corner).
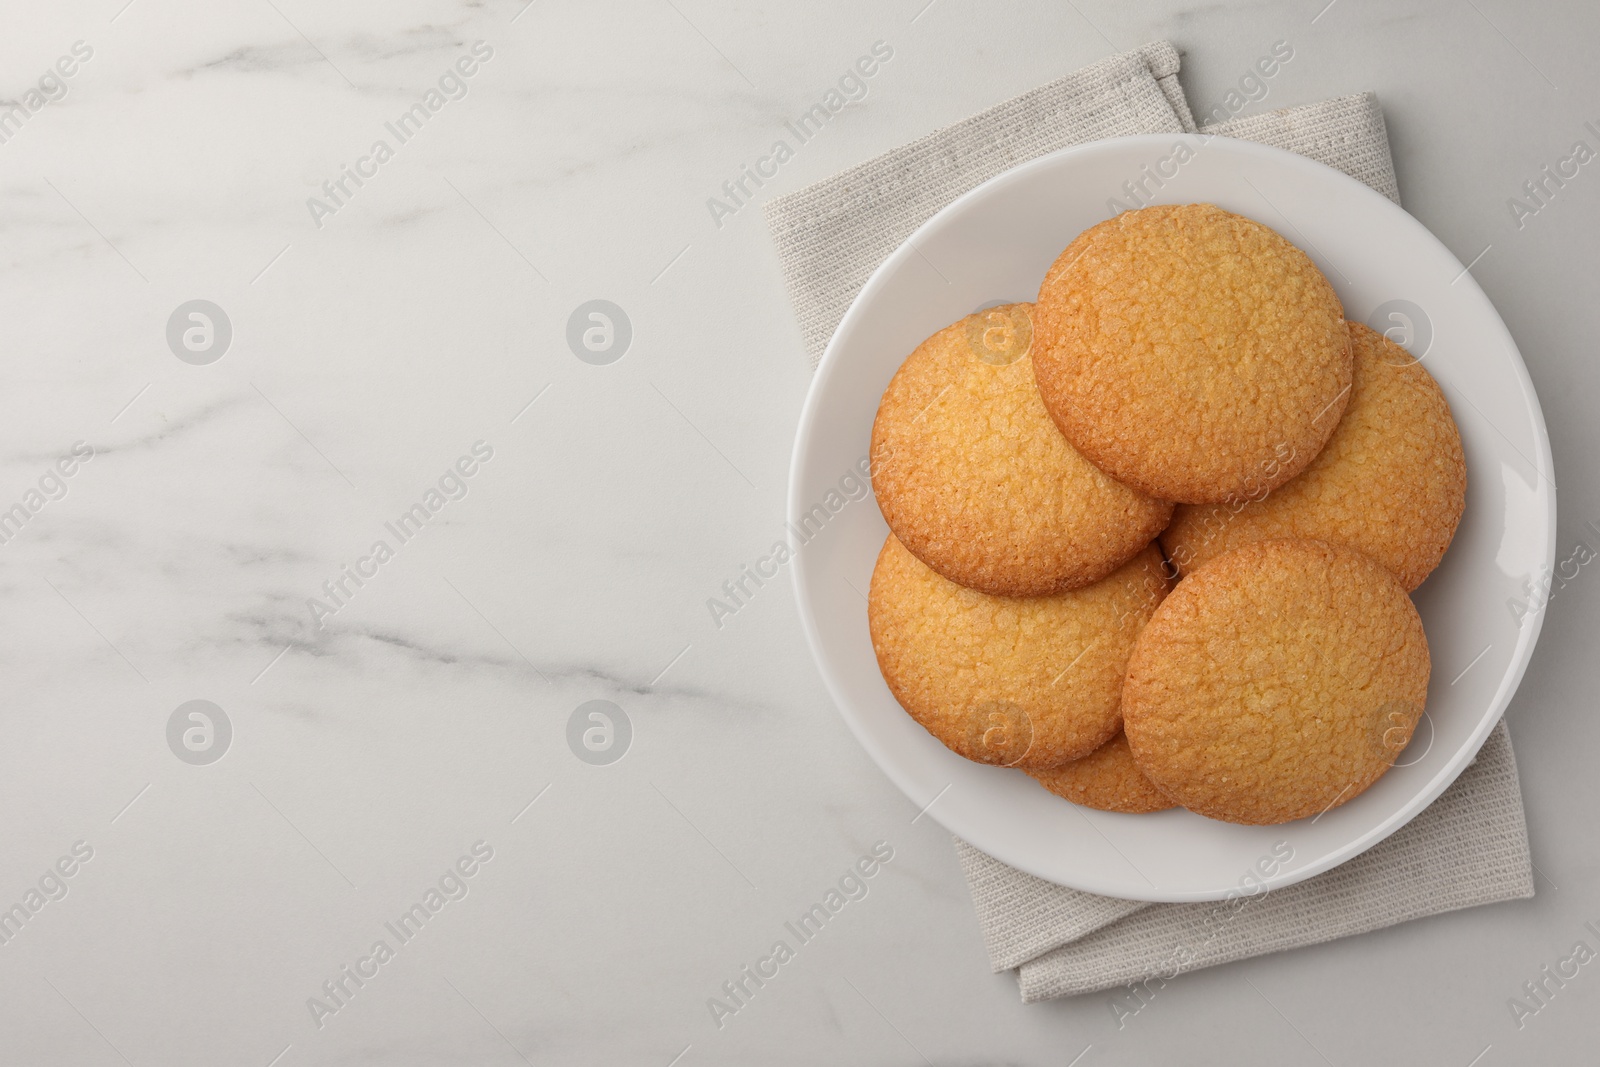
866;204;1465;826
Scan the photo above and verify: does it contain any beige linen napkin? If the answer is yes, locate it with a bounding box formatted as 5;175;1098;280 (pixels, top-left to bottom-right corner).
766;42;1535;1001
962;722;1531;1002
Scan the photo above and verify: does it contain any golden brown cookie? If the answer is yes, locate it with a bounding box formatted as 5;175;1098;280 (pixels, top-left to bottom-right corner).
1162;321;1465;590
868;535;1171;771
1032;204;1353;504
870;303;1172;596
1122;539;1430;825
1026;730;1175;813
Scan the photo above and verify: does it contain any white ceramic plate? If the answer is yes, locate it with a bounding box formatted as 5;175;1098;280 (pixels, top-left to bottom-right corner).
788;134;1555;902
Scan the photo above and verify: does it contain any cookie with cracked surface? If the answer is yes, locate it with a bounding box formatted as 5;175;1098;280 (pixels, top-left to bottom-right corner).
1032;204;1352;504
1122;539;1430;825
868;535;1171;772
1162;321;1466;590
869;302;1172;597
1026;730;1175;813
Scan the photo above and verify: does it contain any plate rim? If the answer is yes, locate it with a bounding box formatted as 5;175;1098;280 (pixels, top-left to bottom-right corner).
787;132;1557;902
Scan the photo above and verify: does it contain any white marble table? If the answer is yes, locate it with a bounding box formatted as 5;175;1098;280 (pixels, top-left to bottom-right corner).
1;1;1595;1063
